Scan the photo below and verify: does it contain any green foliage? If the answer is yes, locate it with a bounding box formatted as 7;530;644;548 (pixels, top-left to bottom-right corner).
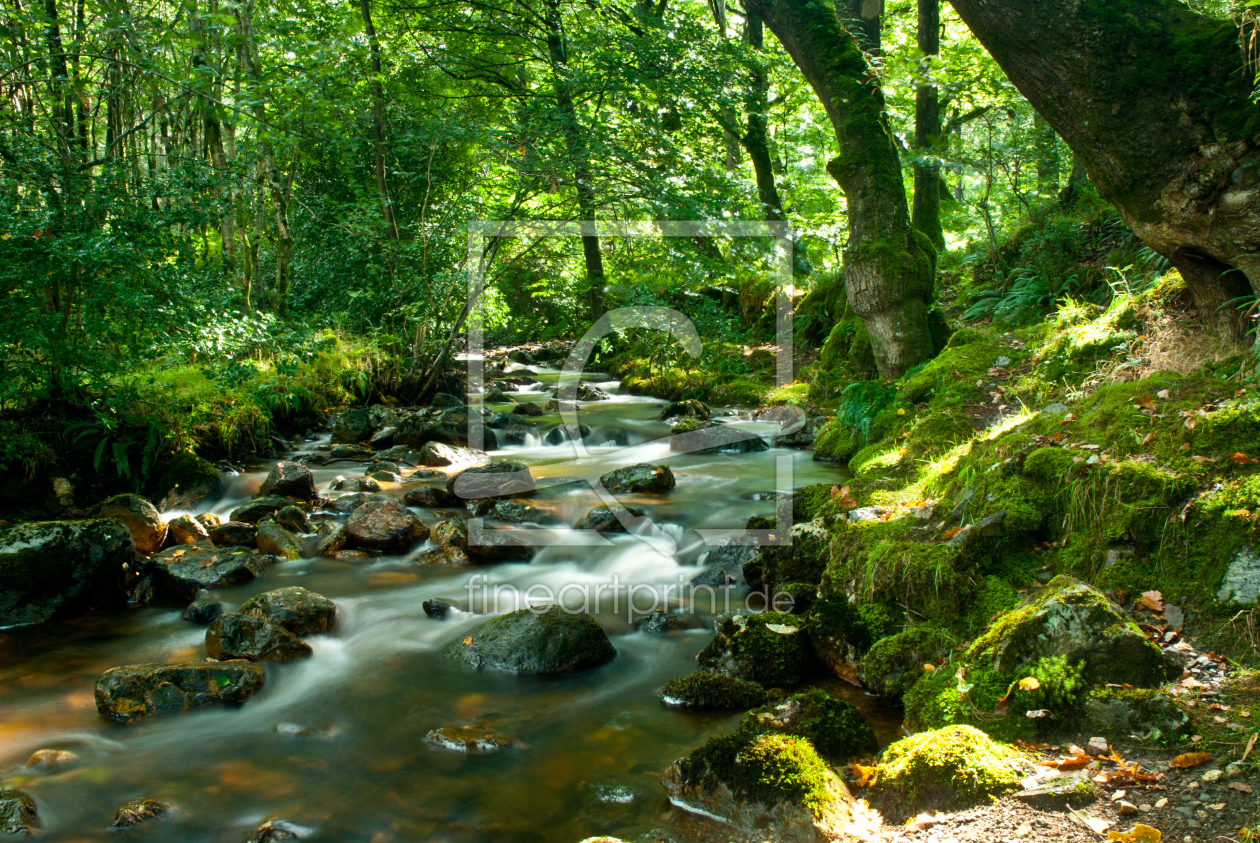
869;725;1022;816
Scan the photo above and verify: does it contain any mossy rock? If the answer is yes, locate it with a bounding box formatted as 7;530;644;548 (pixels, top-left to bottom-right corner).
443;606;615;674
805;593;887;682
746;519;831;594
658;672;768;710
898;329;999;409
740;688;877;763
868;725;1022;819
1082;686;1190;738
0;519;135;627
696;612;815;687
156;452;221;511
857;625;954;701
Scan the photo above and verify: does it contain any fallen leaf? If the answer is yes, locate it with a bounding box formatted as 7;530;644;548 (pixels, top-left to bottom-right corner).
1180;442;1191;451
1157;389;1171;400
1229;452;1259;465
1227;782;1253;794
1139;591;1165;613
1046;752;1091;770
846;762;875;787
1192;455;1219;464
1141;432;1155;444
1107;824;1162;842
1243;733;1257;762
1136;394;1157;411
462;635;474;646
922;663;936;672
831;484;858;508
1018;676;1041;691
942;526;962;540
1167;751;1212;769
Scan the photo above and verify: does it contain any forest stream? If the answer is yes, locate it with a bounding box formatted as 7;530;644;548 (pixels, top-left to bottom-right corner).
0;361;903;842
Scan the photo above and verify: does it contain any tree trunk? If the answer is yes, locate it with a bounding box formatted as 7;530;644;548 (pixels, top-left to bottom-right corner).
741;11;784;222
360;0;399;241
1032;114;1060;197
838;0;881;54
948;0;1260;342
544;0;606;321
912;0;943;250
745;0;936;378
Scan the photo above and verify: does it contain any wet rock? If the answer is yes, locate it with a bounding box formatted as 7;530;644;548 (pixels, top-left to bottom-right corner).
95;494;167;553
367;405;398;430
447;461;536;500
274;505;313;534
356;476;382;493
513;402;544;417
423;598;452;618
259;461;316;501
195;513;222;529
557;383;608;402
94;660;266;723
239;586;336;636
669;421;767;455
112;798;171;828
329;443;376;461
574;504;646;532
544;422;592;445
444;605;615;673
333;550;370;562
661;732;855;842
368;426;396;449
425;726;516;753
206;612;313;662
255;520;303;560
345;496;428;553
868;725;1022;818
599;463;675;494
742;519;829;595
230;495;298;524
332;408;372;443
970;575;1168;687
484;386;517;404
208;520;258;548
433;518;535;562
418;441;488;468
408;545;472;566
464;497;496;516
181;599;224;625
151;543;269;602
247;819;305;843
636;609;685;633
327;493;368;515
315;523;347;557
1217;546;1260;603
691;566;738;587
490;500;560;525
25;749;77;768
431;391;463;409
857;625;952;700
0;790;37;834
404;485;460;508
697;612;813;687
156;452;222;512
659;399;710;422
659;672;767;709
0;519;134;627
166;513;210;546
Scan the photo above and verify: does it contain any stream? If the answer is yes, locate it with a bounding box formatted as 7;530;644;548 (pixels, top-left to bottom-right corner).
0;364;902;842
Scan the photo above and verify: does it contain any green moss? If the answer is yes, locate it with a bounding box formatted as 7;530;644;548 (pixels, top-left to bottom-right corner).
156;451;221;500
858;624;954;699
807;593;876;655
964;576;1020;634
696;611;814;687
899;330;998;408
741;688;878;762
659;672;769;710
679;730;834;819
869;725;1022;817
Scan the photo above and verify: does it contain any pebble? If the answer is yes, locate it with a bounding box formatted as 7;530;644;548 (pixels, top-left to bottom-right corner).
1201;769;1222;782
1117;801;1139;816
1138;804;1152;813
1225;761;1244;777
1155;798;1168;809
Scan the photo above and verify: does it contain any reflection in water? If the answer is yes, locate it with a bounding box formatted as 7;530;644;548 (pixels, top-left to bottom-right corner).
0;369;899;842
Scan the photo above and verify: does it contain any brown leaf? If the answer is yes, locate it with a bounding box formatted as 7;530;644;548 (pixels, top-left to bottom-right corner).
1229;452;1259;465
462;635;474;646
831;484;858;509
1180;442;1191;451
1167;751;1212;769
1136;394;1157;411
1192;455;1218;464
1227;782;1253;794
942;526;962;540
1046;753;1092;770
1141;432;1155;445
1243;733;1257;762
845;762;875;787
1139;591;1165;613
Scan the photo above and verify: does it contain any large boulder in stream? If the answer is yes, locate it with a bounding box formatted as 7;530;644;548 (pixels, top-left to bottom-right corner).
208;521;258;548
255;520;303;560
443;605;615;673
259;461;316;501
431;518;535;562
599;463;675;494
94;660;266;723
344;495;428;553
165;514;209;546
659;399;710;422
447;461;535;501
95;494;166;554
418;441;488;468
206;612;313;662
0;789;38;834
0;519;135;627
150;542;270;602
239;586;336;636
697;612;814;687
669;420;768;455
230;495;300;525
404;485;459;508
968;575;1168;687
574;505;646;532
156;452;222;512
332;408;373;444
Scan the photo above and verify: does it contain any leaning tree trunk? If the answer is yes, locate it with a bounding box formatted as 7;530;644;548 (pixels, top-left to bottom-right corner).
912;0;944;250
745;0;936;378
948;0;1260;342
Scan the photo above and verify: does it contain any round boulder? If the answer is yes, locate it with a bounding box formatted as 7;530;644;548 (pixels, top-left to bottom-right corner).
206;612;313;662
165;514;209;546
96;494;166;554
239;586;336;636
598;463;675;494
345;496;428;553
259;461;316;501
447;461;535;501
443;605;615;673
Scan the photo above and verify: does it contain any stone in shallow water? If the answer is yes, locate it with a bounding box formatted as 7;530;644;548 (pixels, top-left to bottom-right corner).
95;494;167;554
259;461;316;500
112;798;171;829
181;599;224;625
599;463;675;494
0;519;134;628
230;495;298;524
207;520;257;548
206;612;313;662
25;749;77;768
255;520;303;560
94;660;266;723
151;542;269;602
247;819;308;843
345;496;428;553
166;513;209;545
444;605;614;673
574;505;645;532
0;790;37;834
425;726;516;753
239;586;336;636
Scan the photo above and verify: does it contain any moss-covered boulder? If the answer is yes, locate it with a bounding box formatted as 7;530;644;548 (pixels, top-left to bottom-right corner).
258;461;316;501
332;408;373;444
94;660;266;723
443;605;615;673
659;672;768;710
156;452;222;512
255;520;303;560
659;399;710;422
868;725;1022;818
239;586;336;636
969;575;1167;687
0;519;135;627
669;421;768;455
574;504;646;532
742;689;877;763
206;612;313;662
697;612;814;687
599;463;676;494
95;494;166;554
744;519;831;594
858;625;953;700
662;731;856;843
230;495;299;525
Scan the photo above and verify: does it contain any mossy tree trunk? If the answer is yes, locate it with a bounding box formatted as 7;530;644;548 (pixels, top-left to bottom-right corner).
949;0;1260;343
746;0;937;378
742;11;785;222
912;0;944;251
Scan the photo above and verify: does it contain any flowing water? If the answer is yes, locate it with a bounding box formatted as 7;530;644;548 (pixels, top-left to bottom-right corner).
0;367;901;842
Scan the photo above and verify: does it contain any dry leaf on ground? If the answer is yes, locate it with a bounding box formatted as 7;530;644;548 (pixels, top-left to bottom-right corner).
1107;825;1161;843
845;762;875;787
1167;752;1212;769
1139;591;1164;612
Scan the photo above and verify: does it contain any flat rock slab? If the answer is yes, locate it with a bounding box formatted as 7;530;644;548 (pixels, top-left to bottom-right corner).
425;726;517;753
95;660;266;723
151;543;269;602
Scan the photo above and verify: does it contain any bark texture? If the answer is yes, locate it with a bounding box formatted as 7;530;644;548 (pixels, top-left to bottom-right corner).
949;0;1260;341
746;0;936;378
